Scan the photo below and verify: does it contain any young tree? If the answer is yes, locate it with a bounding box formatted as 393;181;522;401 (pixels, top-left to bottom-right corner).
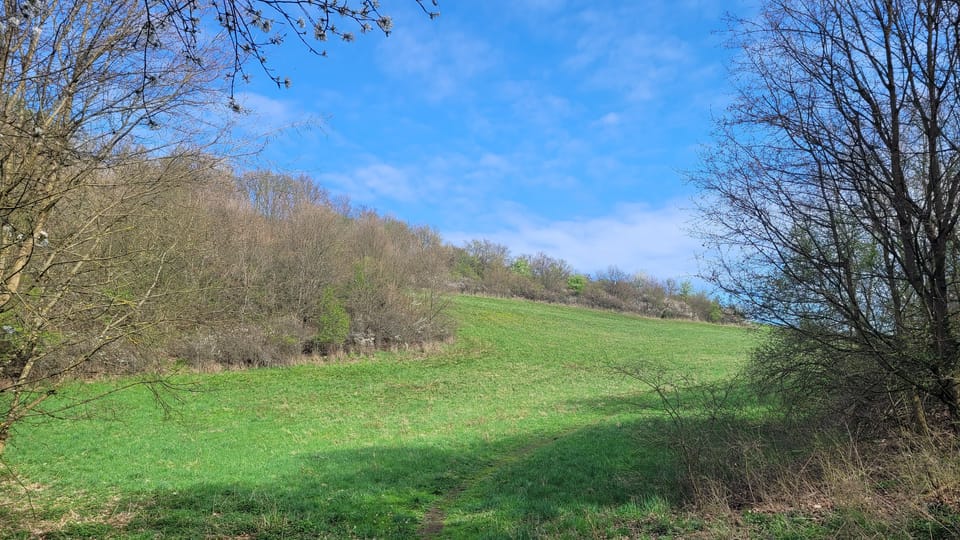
696;0;960;430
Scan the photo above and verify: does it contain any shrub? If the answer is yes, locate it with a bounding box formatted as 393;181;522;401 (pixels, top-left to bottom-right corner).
170;316;306;369
747;325;940;434
509;257;532;277
579;283;632;311
305;288;350;355
567;274;588;295
344;257;453;348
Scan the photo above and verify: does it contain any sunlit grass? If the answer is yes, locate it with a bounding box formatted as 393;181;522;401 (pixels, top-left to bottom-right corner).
1;295;755;538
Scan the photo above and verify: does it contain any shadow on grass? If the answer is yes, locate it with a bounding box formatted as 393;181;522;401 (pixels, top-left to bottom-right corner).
565;386;960;539
435;385;795;538
38;387;777;539
12;382;797;539
39;416;690;539
440;418;686;539
117;444;463;539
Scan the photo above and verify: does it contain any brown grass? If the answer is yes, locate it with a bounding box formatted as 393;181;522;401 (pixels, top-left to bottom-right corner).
682;428;960;536
0;476;141;539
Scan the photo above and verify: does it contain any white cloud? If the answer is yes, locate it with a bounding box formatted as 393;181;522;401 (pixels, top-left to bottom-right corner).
235;92;290;117
315;150;519;210
232;92;307;131
226;91;326;150
377;29;497;100
595;112;621;127
319;163;417;203
308;142;701;283
445;202;702;280
576;33;692;101
219;90;343;172
561;6;700;103
317;146;588;212
498;80;574;128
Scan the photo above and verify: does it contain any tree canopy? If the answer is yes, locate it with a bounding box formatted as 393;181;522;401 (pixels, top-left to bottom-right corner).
697;0;960;431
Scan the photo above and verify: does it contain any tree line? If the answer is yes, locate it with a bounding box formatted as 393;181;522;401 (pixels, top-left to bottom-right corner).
451;239;737;323
0;0;446;454
0;150;733;452
5;156;736;382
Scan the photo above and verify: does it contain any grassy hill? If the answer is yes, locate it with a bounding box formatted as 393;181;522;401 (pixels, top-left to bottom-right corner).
1;295;756;538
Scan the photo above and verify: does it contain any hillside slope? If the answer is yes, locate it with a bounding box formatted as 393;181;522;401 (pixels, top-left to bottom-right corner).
2;295;756;538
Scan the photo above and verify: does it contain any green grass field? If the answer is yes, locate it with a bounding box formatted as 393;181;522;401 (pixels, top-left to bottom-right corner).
1;295;756;538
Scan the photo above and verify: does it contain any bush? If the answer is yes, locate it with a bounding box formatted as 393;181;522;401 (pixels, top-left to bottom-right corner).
171;316;306;369
748;326;916;433
305;288;350;355
567;274;587;295
345;257;453;348
627;360;960;538
579;283;632;311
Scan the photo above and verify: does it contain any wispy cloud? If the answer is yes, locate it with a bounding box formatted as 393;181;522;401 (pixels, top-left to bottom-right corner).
594;112;621;127
377;29;497;100
241;0;746;286
230;91;327;142
319;163;417;203
445;201;702;279
316;150;517;209
317;142;598;211
317;152;702;280
232;92;304;131
565;14;694;102
497;80;574;129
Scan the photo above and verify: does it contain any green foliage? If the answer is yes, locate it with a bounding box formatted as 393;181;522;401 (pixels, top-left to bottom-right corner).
509;257;532;277
148;169;456;367
103;287;137;303
695;0;960;430
451;240;739;324
749;325;902;428
567;273;587;295
307;288;350;354
459;239;509;281
9;296;948;537
452;249;481;281
708;302;724;324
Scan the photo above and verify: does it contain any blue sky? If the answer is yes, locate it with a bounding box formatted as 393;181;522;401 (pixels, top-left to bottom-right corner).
231;0;754;281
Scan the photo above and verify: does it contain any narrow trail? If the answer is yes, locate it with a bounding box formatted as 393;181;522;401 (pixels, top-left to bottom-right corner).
416;424;590;539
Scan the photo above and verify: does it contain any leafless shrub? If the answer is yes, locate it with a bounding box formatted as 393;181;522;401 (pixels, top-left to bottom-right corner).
626;360;960;536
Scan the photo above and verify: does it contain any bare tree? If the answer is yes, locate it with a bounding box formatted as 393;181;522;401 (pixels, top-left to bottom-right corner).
696;0;960;431
0;0;228;454
528;252;573;296
0;0;437;454
147;0;439;96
